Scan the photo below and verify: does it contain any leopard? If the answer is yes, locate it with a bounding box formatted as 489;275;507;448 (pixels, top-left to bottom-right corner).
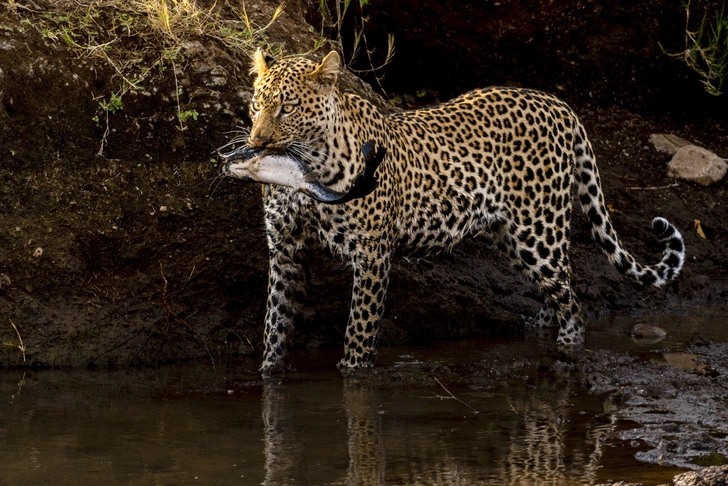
239;49;685;375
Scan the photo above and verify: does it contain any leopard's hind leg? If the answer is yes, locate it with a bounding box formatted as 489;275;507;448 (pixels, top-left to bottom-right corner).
495;219;584;345
539;277;584;346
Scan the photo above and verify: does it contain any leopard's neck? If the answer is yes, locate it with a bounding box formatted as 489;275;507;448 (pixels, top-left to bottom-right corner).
310;91;388;190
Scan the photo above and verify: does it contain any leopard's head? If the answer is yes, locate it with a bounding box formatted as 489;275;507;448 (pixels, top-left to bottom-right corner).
248;50;340;162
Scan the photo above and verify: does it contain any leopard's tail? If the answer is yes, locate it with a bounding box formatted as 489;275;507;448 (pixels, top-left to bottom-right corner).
573;122;685;287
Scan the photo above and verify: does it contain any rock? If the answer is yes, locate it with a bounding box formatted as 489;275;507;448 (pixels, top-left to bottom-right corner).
595;482;643;486
650;133;692;155
632;323;667;338
672;465;728;486
203;65;228;87
667;145;728;186
596;465;728;486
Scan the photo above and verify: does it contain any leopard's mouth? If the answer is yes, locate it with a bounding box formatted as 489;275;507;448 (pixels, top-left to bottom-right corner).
217;144;356;203
216;141;384;205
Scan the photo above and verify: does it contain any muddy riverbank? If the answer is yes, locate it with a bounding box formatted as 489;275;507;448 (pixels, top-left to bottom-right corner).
1;0;728;482
0;0;726;369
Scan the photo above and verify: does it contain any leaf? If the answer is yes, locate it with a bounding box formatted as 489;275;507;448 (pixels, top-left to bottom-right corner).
694;219;707;239
607;204;622;213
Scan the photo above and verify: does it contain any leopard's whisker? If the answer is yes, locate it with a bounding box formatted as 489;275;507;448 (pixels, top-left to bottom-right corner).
207;173;227;203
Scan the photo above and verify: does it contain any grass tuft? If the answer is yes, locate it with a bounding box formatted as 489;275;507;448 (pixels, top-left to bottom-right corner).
7;0;289;94
663;0;728;96
5;319;26;363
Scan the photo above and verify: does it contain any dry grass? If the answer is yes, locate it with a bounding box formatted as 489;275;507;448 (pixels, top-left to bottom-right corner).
317;0;394;94
5;0;289;93
140;0;285;49
5;319;26;363
3;0;293;152
663;0;728;96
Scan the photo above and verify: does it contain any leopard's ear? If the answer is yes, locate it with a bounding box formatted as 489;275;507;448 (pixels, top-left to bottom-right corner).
306;51;340;92
250;48;276;85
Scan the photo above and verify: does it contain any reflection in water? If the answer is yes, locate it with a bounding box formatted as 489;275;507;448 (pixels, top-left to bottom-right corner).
344;379;386;486
5;314;719;485
258;372;619;485
261;381;298;485
499;378;616;486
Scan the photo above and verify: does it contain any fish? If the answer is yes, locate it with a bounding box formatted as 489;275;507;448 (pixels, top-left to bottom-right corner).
218;141;385;205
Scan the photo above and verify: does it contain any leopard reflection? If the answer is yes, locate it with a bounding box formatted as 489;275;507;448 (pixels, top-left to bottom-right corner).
260;376;615;485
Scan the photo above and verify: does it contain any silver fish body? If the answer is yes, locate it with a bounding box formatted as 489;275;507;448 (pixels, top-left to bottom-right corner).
220;147;352;203
219;143;385;204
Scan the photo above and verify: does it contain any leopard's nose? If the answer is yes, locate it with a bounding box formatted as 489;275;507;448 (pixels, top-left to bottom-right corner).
250;135;272;148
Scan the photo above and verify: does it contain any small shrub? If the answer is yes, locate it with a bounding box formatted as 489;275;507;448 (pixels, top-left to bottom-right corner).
664;1;728;96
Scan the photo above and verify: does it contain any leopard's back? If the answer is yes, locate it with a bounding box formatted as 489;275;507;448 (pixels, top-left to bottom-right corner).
383;88;579;257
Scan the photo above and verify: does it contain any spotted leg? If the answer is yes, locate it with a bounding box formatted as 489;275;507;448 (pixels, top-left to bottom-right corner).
338;239;392;369
496;220;584;346
523;299;556;328
259;243;310;375
545;279;584;346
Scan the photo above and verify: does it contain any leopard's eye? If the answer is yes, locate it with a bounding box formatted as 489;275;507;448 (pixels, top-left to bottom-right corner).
251;101;262;112
282;103;296;115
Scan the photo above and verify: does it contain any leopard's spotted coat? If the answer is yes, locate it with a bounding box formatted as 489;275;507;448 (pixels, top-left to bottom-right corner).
241;50;684;374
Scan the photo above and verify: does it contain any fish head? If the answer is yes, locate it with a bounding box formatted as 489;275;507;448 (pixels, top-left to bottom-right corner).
219;145;262;180
219;145;293;182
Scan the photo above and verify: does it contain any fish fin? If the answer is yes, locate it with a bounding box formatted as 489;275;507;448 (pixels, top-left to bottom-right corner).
303;172;319;183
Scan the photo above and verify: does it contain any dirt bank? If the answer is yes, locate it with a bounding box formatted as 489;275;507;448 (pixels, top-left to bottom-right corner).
0;0;726;369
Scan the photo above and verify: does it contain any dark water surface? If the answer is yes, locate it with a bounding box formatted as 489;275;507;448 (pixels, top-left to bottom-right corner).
1;314;726;485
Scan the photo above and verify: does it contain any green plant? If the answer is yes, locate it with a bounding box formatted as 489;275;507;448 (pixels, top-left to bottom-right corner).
99;92;124;114
178;109;198;122
177;109;199;130
664;1;728;96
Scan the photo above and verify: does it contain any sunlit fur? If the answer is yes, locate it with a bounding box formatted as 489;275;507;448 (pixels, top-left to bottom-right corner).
242;51;685;374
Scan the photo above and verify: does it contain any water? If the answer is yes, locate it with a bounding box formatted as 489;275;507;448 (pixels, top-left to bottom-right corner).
1;313;726;485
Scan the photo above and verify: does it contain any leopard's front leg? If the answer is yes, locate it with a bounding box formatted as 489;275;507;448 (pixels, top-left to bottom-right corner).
260;243;310;375
338;239;392;369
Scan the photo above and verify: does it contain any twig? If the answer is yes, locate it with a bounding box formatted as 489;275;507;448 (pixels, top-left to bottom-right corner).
434;377;479;415
159;263;217;372
509;404;528;419
99;48;140;91
96;108;110;156
625;183;680;191
87;332;139;366
172;59;183;131
9;319;26;362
